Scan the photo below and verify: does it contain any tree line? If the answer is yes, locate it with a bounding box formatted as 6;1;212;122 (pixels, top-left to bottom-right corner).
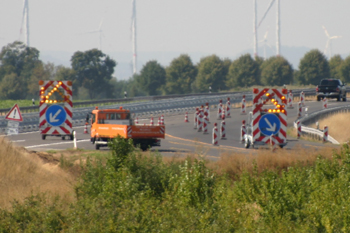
1;41;350;100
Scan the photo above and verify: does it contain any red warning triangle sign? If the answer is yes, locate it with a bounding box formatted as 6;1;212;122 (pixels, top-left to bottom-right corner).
5;104;23;122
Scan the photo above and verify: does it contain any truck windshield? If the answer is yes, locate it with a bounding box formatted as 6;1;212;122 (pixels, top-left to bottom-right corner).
320;80;340;86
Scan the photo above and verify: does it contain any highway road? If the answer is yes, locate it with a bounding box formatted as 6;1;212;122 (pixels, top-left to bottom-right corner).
5;100;347;159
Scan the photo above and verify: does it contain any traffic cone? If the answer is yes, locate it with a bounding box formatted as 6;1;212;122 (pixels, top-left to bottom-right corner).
185;112;189;122
84;124;88;134
150;117;154;126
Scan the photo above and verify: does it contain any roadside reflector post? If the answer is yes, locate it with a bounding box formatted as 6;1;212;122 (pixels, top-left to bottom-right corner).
316;121;319;130
297;102;302;118
73;131;77;149
323;126;328;143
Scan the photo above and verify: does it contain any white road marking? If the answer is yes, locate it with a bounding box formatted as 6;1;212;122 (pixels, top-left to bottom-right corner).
25;139;90;149
12;140;25;142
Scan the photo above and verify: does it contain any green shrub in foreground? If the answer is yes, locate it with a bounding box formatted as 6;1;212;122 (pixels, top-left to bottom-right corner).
2;141;350;232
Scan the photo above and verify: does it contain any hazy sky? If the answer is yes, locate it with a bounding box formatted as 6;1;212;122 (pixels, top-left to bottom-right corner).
1;0;349;74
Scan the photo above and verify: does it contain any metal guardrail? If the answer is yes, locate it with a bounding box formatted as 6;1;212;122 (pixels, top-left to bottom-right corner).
293;105;350;144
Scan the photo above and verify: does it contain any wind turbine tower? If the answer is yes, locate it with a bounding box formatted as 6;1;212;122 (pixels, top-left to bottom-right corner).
276;0;280;56
322;25;341;58
253;0;258;58
21;0;29;46
132;0;137;74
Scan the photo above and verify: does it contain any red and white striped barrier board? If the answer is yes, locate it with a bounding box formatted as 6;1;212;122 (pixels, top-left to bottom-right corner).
287;90;293;109
251;88;288;146
297;120;301;139
194;108;199;129
39;80;73;136
212;123;218;145
297;102;302;118
197;110;203;132
184;112;189;122
205;103;210;123
300;91;305;106
241;95;246;115
127;126;132;138
217;102;222;119
241;120;246;143
226;98;231;117
220;120;226;139
203;114;208;134
322;98;328;109
323;126;328;143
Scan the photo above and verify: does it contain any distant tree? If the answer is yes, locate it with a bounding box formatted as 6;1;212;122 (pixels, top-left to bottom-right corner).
71;49;117;99
165;54;197;94
298;49;330;85
27;62;55;98
0;73;27;99
135;61;166;96
54;66;79;98
226;54;260;88
260;56;293;86
193;55;227;93
340;56;350;84
329;55;344;81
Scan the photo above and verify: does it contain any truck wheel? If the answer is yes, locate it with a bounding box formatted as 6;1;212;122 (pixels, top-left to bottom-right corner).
42;134;46;140
141;144;148;151
343;96;347;102
337;95;341;101
279;145;284;149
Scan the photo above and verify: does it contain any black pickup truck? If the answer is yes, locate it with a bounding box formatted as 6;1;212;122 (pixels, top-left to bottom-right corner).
316;79;347;101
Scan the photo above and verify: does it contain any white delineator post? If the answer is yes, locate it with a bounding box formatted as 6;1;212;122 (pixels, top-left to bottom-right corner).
220;120;226;139
161;115;164;125
212;123;218;145
150;117;154;126
221;109;226;120
287;90;293;109
157;117;161;125
240;120;246;143
226;98;231;117
300;91;305;106
73;131;77;149
297;102;302;118
297;120;301;139
241;95;246;115
135;117;139;124
322;98;328;109
323;126;328;143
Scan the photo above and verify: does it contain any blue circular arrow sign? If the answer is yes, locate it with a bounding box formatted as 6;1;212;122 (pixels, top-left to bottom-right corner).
258;113;281;136
45;105;67;127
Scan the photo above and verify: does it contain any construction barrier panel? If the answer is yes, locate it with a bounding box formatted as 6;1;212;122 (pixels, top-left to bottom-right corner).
212;122;218;145
323;126;328;143
287;90;293;109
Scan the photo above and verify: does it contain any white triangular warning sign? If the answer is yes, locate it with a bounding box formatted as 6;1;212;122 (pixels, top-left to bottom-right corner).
5;104;23;122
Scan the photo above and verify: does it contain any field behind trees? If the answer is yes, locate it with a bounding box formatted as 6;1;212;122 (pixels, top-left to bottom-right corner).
1;112;350;231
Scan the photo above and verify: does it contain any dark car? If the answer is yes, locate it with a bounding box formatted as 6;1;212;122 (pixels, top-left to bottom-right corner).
316;79;347;101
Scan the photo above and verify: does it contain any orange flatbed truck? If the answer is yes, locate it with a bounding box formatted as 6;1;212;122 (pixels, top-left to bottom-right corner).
90;107;165;151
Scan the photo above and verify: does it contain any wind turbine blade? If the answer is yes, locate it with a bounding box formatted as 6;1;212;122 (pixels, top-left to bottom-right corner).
99;18;104;30
20;0;27;34
258;0;275;28
324;39;330;54
330;35;341;39
322;25;330;38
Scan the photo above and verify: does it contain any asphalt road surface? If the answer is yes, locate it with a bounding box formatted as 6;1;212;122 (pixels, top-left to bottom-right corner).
5;100;347;159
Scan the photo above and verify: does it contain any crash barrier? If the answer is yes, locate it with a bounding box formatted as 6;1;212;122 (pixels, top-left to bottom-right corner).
293;105;350;144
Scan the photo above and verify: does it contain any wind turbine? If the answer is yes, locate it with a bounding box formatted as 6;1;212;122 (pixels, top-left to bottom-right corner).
81;18;104;50
259;27;274;60
322;25;341;58
20;0;29;46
